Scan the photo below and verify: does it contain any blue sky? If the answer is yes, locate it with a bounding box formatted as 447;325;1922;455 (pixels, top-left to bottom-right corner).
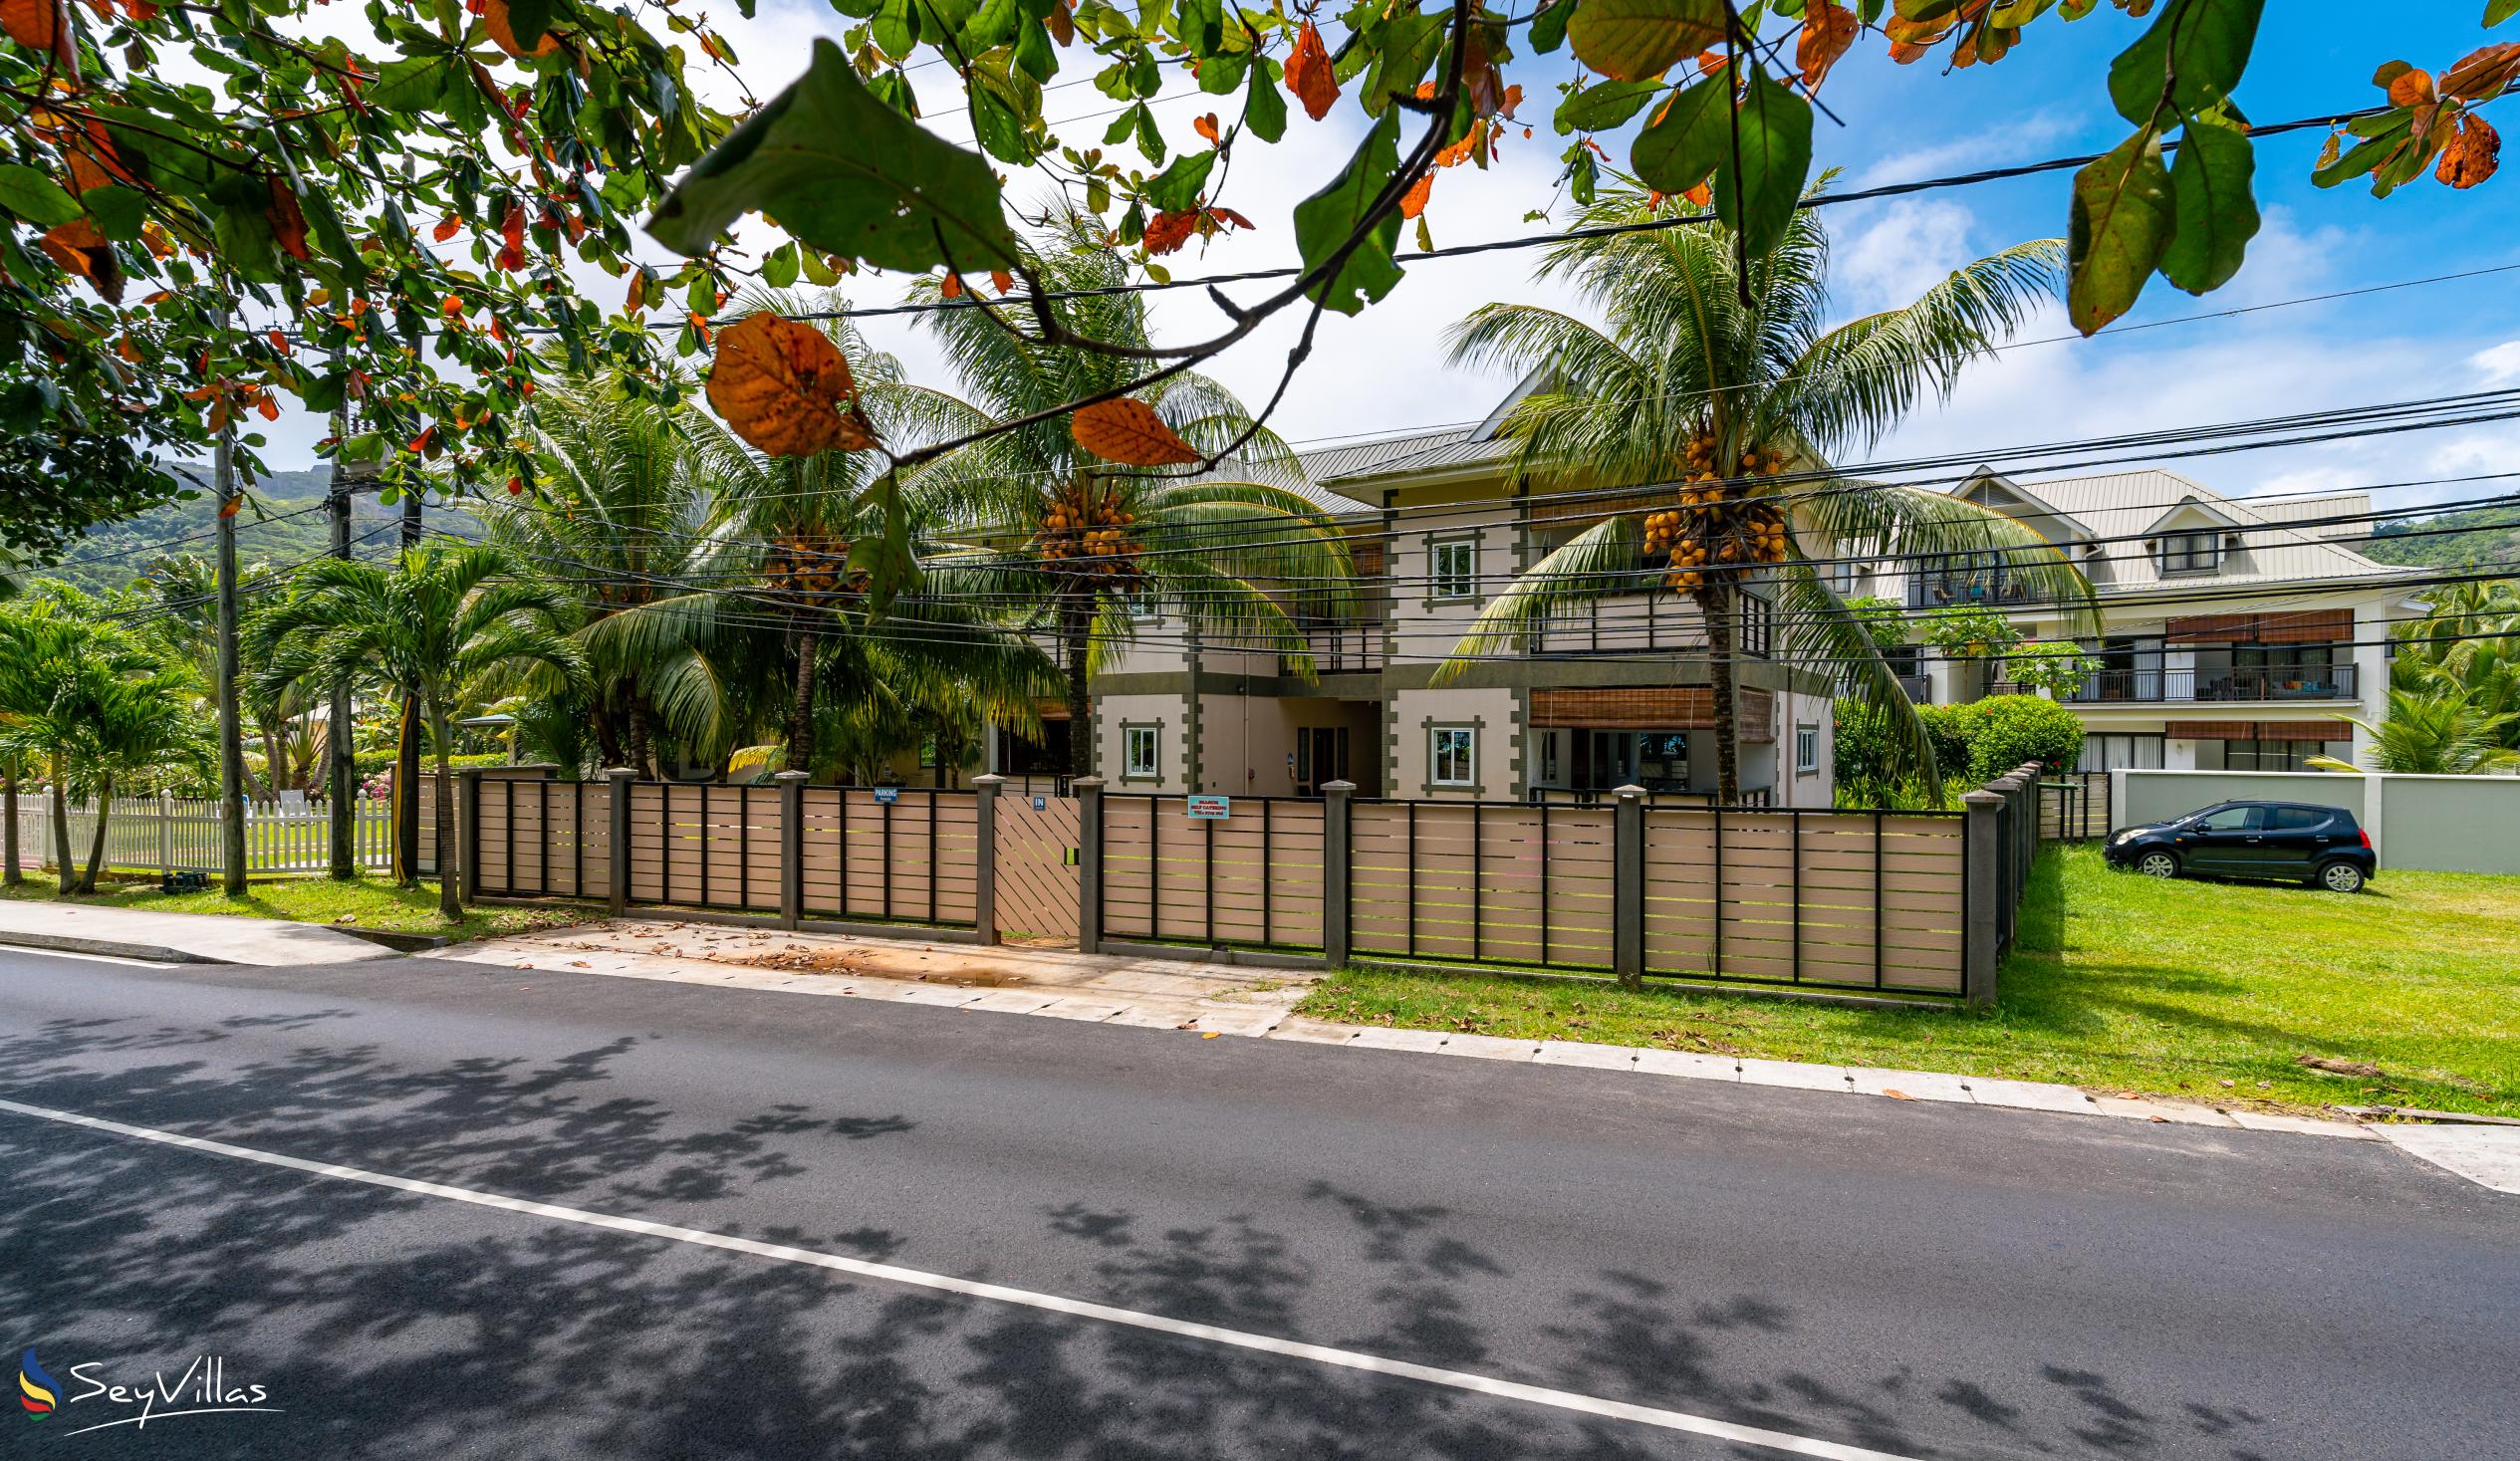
240;5;2520;517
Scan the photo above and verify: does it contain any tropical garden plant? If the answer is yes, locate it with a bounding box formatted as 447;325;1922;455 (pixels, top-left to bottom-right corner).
0;594;206;894
250;545;589;916
891;219;1357;778
1435;187;2096;802
2314;687;2520;775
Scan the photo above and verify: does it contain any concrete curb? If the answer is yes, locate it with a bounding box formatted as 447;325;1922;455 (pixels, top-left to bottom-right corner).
0;930;217;964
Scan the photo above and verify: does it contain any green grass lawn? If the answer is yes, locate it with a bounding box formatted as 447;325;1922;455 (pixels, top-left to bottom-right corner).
0;873;596;944
1298;845;2520;1118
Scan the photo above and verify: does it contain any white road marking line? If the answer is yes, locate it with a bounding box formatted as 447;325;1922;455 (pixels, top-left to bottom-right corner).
0;1096;1925;1461
0;946;182;969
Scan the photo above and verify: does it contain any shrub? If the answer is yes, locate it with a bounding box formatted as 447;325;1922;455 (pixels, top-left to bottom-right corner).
1832;694;2086;805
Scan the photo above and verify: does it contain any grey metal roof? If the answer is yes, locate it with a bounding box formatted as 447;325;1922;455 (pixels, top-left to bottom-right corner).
1958;468;2417;593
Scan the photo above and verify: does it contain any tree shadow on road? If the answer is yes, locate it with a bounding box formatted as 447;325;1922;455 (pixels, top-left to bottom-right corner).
0;1009;2294;1461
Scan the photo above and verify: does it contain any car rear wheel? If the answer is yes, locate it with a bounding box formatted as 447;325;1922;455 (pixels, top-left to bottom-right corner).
2318;859;2367;894
2135;850;2180;879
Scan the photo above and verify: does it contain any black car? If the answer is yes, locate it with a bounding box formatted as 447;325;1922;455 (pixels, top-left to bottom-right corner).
2103;800;2377;893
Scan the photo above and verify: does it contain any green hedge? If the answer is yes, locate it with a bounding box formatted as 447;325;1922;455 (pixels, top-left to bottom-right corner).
1834;694;2084;808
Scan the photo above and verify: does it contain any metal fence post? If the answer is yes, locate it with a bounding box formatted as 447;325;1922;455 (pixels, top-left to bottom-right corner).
775;771;808;930
1613;784;1646;989
456;769;483;905
1962;790;2003;1009
1322;780;1355;967
1074;775;1105;955
606;768;633;916
971;774;1004;946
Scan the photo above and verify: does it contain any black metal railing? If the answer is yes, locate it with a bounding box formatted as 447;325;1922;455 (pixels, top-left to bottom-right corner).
2001;663;2359;704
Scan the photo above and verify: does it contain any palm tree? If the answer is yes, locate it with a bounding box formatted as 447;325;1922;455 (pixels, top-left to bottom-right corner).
1436;186;2097;802
252;545;589;916
894;215;1357;778
487;366;745;776
2314;687;2520;775
0;597;205;894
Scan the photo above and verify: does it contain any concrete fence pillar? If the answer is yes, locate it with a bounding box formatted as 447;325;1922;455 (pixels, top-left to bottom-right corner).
1074;776;1105;954
1613;784;1646;989
157;790;174;881
775;771;808;930
606;767;634;916
456;769;484;905
971;774;1004;946
1961;790;2004;1009
1321;780;1356;968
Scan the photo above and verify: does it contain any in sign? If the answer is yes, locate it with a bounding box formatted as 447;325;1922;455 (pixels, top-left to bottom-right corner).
1033;796;1048;811
1186;795;1232;820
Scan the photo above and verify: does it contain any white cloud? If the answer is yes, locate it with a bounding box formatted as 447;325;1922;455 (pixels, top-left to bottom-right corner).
2469;340;2520;386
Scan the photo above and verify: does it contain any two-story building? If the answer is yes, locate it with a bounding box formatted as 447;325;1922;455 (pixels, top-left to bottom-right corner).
1860;467;2423;776
1008;386;1845;806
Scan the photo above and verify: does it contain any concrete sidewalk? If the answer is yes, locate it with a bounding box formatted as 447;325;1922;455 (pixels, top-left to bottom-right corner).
0;900;398;966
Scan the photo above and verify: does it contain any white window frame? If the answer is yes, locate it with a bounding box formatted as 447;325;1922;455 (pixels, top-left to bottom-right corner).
1429;538;1478;600
1794;723;1820;775
1429;726;1477;787
1123;724;1161;781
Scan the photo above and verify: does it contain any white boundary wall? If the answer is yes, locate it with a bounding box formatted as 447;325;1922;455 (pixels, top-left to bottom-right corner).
2112;769;2520;874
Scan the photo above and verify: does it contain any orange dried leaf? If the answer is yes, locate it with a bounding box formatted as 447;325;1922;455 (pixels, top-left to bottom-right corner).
1141;208;1201;255
0;0;59;54
2443;42;2520;103
1397;170;1433;220
1798;0;1859;93
2387;67;2436;108
939;271;964;299
2438;112;2500;189
1193;112;1221;147
1047;0;1074;47
1072;396;1200;466
1284;20;1339;122
266;176;311;262
433;212;462;243
989;269;1014;295
484;0;561;59
705;312;877;458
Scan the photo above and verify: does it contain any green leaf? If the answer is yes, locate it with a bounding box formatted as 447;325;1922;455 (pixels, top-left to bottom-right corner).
2107;0;2264;127
369;55;455;113
2068;129;2175;334
1713;69;1811;258
1134;102;1166;164
1628;69;1730;190
800;247;840;286
2312;121;2406;188
1292;110;1406;317
762;240;801;288
0;165;82;227
2491;0;2520;26
1144;149;1217;212
1531;0;1573;54
1558;79;1665;135
646;40;1020;272
505;0;555;47
1364;10;1447;117
873;0;919;59
1245;56;1287;143
1567;0;1728;84
2160;118;2256;294
1199;52;1249;95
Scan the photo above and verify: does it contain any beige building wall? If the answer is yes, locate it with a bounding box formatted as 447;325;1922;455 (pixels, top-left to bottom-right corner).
1097;692;1189;792
1388;686;1520;800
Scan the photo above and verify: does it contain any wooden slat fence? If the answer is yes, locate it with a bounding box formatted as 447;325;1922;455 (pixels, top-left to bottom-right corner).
796;787;979;927
1350;801;1616;970
2039;770;2112;842
1640;808;1966;995
473;778;612;900
1101;794;1326;950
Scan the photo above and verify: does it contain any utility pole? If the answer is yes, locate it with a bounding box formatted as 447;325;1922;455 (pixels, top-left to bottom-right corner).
392;483;422;884
214;314;248;897
327;409;358;879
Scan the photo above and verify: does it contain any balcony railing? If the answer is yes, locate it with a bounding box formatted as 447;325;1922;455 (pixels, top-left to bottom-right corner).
1993;664;2359;704
1292;618;1384;674
1894;673;1931;704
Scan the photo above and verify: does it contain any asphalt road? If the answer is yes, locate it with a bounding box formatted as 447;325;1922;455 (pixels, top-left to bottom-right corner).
0;946;2511;1461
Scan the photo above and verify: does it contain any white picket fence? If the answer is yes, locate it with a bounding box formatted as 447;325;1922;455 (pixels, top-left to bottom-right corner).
13;795;394;878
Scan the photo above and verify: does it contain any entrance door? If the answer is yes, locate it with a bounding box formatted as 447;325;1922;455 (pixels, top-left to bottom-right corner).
994;794;1082;944
1588;731;1635;791
1295;726;1349;797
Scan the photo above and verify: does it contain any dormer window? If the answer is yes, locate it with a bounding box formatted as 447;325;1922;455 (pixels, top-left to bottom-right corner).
2159;530;2221;574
